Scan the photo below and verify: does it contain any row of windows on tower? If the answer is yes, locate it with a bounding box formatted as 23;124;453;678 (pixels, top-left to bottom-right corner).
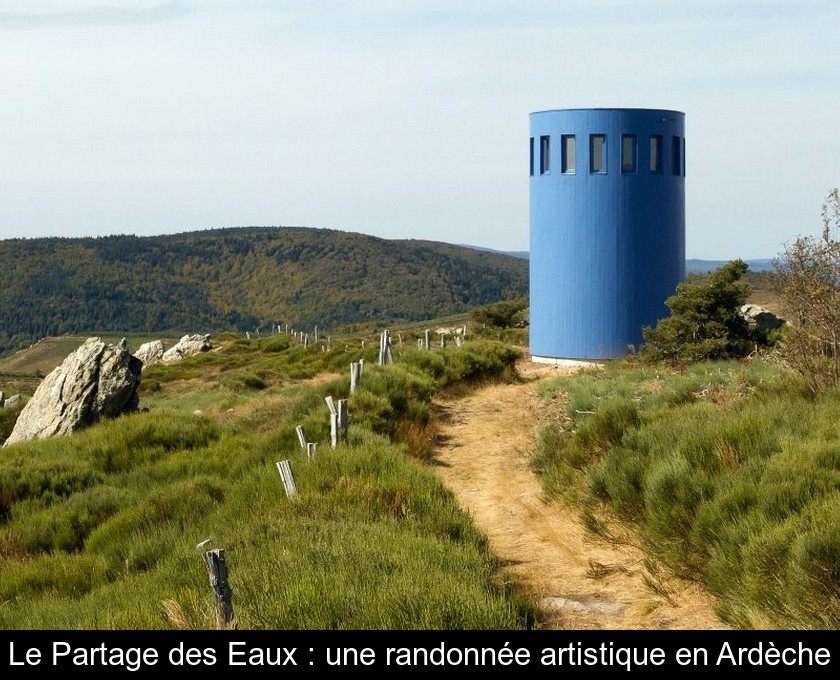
529;133;685;177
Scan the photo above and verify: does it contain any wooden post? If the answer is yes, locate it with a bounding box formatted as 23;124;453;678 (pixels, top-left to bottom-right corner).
276;460;297;498
330;412;339;448
350;362;360;393
424;329;431;351
378;329;393;365
246;331;250;340
417;338;423;349
455;335;463;347
307;442;317;460
378;331;385;365
440;333;447;349
295;425;307;450
314;326;318;343
325;395;337;416
203;548;234;630
359;358;364;375
338;399;348;439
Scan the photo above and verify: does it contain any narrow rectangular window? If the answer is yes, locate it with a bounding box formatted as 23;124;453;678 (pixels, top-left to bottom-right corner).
540;135;550;174
529;137;534;176
650;135;662;173
621;134;637;173
561;135;575;173
590;134;606;173
672;135;682;175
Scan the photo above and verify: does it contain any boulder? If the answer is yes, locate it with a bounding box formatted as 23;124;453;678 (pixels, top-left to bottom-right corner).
134;340;166;367
161;334;212;365
2;394;21;409
740;304;787;332
3;337;142;447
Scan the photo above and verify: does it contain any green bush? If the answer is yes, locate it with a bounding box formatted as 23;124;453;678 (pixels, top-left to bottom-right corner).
469;297;528;329
640;260;770;364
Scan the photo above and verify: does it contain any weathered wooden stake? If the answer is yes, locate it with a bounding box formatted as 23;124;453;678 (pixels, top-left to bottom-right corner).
325;395;337;416
203;549;234;630
424;329;431;351
306;442;318;460
337;399;348;438
295;425;307;450
276;459;297;498
330;412;339;448
314;326;318;343
455;335;463;347
379;329;393;365
350;362;361;393
440;333;447;349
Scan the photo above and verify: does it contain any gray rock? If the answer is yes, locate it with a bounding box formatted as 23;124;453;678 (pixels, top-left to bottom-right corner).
160;334;212;365
134;340;166;367
740;304;787;332
3;337;142;447
3;394;20;409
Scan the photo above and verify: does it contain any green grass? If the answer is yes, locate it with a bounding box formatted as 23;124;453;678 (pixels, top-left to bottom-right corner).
533;356;840;629
0;334;534;630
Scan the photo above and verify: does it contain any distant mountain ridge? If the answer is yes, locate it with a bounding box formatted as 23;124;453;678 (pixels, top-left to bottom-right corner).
460;246;776;273
685;258;775;274
0;227;528;357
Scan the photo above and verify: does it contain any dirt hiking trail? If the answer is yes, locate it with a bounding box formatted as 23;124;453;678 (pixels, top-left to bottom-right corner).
431;354;731;630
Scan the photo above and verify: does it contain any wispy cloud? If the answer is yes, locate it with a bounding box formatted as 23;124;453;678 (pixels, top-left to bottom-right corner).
0;1;186;30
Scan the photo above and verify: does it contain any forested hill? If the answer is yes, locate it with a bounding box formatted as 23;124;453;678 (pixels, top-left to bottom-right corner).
0;227;528;356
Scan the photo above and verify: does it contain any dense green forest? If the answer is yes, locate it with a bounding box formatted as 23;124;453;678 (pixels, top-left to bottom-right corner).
0;227;528;357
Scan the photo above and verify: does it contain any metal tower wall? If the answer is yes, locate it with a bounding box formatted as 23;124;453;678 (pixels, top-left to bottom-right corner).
529;108;685;360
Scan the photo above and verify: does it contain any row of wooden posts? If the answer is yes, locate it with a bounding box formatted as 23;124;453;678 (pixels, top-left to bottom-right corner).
201;325;466;628
246;324;467;354
203;356;366;627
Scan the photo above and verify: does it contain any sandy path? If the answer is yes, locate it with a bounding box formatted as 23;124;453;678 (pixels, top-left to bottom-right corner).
431;357;731;630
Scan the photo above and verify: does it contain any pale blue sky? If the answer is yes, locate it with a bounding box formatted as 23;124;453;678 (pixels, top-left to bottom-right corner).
1;1;838;259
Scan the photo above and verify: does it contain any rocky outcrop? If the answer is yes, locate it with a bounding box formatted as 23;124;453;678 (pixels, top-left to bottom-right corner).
3;337;142;447
1;394;21;409
161;334;212;365
134;340;166;367
740;304;787;332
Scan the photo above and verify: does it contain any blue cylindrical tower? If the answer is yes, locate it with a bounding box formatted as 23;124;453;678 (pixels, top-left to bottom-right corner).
529;108;685;361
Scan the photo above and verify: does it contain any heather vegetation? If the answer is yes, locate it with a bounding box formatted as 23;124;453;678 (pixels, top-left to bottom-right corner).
0;330;533;630
532;358;840;629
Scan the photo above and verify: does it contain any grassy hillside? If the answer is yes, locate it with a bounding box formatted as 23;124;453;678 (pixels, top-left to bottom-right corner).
533;357;840;629
0;327;535;630
2;309;839;630
0;227;528;358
